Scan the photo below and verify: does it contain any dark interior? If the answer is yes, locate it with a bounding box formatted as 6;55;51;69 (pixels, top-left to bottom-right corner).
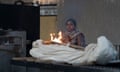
0;4;40;56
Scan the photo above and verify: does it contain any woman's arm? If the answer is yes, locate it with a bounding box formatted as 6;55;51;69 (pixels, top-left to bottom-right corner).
69;44;85;50
61;32;70;43
62;34;70;43
77;33;86;47
77;33;81;46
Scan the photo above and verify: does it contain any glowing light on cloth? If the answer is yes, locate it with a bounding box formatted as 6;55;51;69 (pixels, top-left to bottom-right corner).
30;36;118;65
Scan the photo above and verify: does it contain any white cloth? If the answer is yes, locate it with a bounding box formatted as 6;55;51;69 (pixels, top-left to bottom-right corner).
30;36;118;65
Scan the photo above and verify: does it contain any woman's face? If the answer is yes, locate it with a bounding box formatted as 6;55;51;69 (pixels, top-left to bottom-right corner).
66;21;75;32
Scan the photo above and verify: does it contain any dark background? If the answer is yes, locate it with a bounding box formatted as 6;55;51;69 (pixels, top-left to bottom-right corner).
0;4;40;56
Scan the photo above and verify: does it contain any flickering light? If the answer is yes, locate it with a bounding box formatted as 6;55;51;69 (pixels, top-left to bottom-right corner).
50;31;63;43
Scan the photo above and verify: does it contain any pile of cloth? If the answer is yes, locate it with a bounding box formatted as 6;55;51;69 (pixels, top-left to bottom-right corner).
30;36;118;66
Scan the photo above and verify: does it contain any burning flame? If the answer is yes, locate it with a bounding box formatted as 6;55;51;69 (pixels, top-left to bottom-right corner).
50;31;63;43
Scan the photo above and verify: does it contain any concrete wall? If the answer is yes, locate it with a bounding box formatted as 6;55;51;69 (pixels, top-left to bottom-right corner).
58;0;120;44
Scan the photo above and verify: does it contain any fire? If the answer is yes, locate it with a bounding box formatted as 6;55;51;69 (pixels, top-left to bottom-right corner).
50;31;63;43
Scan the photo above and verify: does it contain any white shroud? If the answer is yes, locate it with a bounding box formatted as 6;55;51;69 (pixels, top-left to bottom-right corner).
30;36;118;65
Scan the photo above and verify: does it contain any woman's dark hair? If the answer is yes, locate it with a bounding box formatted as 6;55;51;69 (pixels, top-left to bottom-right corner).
66;18;77;27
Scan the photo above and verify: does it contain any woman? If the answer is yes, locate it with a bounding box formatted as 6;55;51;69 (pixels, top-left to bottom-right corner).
62;18;86;47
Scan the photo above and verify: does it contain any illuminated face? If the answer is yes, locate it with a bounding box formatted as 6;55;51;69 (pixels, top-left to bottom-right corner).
66;21;75;32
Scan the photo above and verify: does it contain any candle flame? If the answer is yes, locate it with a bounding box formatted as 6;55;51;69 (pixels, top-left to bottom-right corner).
50;31;63;43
